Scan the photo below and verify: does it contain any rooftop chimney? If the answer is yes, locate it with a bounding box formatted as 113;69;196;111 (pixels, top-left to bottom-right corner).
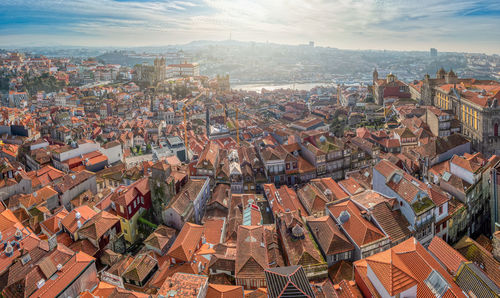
14;228;22;240
4;242;13;257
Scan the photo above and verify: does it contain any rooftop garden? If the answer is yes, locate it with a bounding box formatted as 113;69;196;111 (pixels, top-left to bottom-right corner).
412;197;435;214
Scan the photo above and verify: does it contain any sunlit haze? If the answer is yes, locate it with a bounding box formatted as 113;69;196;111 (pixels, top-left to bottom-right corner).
1;0;500;53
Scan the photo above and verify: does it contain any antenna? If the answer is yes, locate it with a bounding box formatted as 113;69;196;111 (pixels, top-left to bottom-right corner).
183;105;189;165
236;108;240;147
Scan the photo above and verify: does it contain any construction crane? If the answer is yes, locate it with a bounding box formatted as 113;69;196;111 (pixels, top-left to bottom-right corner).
236;108;239;146
182;90;205;161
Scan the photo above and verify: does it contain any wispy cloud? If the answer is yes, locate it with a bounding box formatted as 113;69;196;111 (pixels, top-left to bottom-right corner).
0;0;499;53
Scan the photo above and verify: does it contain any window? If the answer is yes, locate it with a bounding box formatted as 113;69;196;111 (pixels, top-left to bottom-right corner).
133;200;136;208
425;270;450;296
128;206;132;214
141;196;144;204
436;225;441;233
120;205;124;213
439;206;443;214
443;221;447;228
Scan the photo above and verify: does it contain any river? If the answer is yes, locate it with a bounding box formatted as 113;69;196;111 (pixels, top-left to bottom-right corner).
231;82;335;92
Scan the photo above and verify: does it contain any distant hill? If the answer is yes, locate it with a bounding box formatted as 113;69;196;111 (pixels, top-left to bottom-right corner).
97;51;155;66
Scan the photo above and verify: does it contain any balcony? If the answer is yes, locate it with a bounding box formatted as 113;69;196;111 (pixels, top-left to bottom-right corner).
416;215;435;229
412;197;435;215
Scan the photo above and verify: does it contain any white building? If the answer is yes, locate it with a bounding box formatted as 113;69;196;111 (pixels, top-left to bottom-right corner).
99;141;123;165
167;63;200;77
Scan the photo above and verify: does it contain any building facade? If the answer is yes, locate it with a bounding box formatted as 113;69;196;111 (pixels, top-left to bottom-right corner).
420;69;500;156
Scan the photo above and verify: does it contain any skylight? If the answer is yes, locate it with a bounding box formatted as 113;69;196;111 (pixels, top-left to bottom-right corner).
425;270;449;297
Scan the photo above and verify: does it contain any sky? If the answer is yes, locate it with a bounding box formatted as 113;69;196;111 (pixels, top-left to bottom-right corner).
1;0;500;53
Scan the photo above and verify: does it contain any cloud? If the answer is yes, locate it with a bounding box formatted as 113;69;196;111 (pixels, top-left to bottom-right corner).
0;0;499;53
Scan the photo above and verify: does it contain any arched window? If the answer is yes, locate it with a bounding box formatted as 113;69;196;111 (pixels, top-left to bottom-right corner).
495;122;499;137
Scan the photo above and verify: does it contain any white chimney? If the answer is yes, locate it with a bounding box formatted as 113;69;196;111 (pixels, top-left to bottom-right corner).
75;211;81;220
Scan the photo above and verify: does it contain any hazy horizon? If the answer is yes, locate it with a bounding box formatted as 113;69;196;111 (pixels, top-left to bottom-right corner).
2;0;500;55
0;38;497;56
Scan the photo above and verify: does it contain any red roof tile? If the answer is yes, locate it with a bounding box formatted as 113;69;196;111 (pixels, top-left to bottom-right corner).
167;223;204;262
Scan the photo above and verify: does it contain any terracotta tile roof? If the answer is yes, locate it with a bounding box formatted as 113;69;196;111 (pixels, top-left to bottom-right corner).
297;178;348;216
203;218;225;244
338;177;365;196
352;259;380;298
327;200;386;247
167;222;204;262
351;190;412;243
334;280;363;298
235;225;269;279
310;278;338;298
144;225;176;253
196;141;219;169
225;194;258;243
361;237;465;297
374;159;400;178
429;160;450;177
277;211;325;267
377;160;429;204
451;153;485;173
61;205;97;234
264;184;308;216
31;252;97;298
206;283;244;298
475;234;493;252
307;216;354;256
158;272;208;297
56;232;73;247
107;255;134;277
4;244;74;297
111;177;149;206
428;236;466;275
328;260;354;284
282;142;301;153
54;170;95;193
101;140;121;149
428;185;449;206
311;178;349;201
69;239;99;256
244;288;268;298
91;281;148;298
371;202;412;243
208;183;231;209
369;253;416;291
100;249;123;267
297;156;315;173
27;165;64;187
122;253;158;282
208;243;237;272
454;236;500;285
168;178;206;214
78;210;119;241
